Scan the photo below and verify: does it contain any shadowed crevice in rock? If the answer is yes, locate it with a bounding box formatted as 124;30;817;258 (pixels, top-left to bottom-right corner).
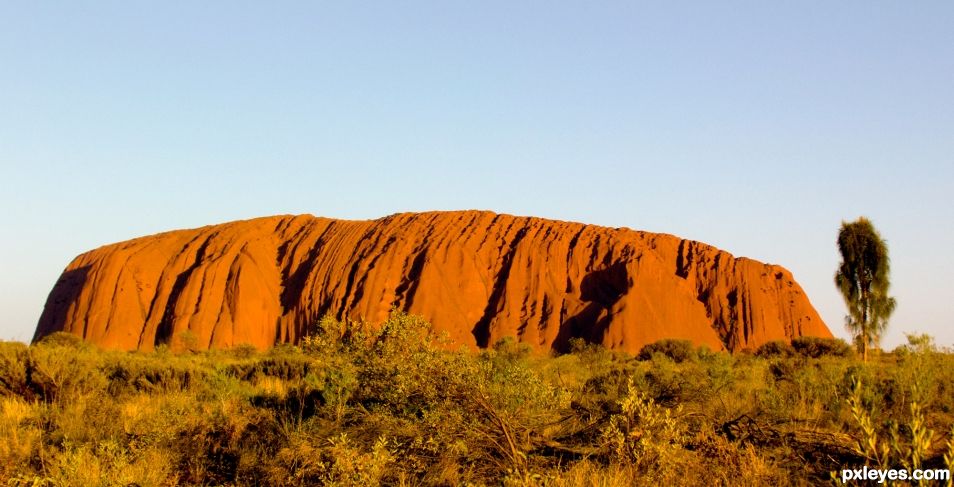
472;225;530;348
580;262;629;307
33;265;92;342
279;222;336;312
676;239;693;279
154;237;213;347
393;247;428;311
553;262;630;352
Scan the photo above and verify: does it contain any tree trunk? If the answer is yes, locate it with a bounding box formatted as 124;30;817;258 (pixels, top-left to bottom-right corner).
861;286;869;362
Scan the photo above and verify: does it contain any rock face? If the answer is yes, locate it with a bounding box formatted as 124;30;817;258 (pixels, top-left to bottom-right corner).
34;211;831;352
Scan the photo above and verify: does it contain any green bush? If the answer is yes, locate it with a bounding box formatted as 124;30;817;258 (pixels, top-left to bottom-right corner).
755;340;796;358
637;339;696;363
103;354;206;395
230;343;259;359
492;336;532;361
791;336;853;358
34;331;87;349
601;378;689;468
227;354;316;382
0;341;30;398
26;345;106;402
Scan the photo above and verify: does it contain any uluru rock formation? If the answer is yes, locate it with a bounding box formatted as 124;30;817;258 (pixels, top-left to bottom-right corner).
34;211;831;352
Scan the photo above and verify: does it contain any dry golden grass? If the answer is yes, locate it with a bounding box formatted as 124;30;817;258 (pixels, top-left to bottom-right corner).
0;318;951;486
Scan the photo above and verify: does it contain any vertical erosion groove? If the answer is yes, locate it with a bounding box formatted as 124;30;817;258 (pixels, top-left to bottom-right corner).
154;237;213;347
472;225;530;348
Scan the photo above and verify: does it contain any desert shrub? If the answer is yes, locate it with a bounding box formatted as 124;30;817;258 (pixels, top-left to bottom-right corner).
230;343;259;359
883;337;954;430
601;377;691;476
567;337;594;354
301;315;349;354
227;354;316;382
373;311;448;355
37;394;129;459
41;439;174;487
175;397;270;485
492;336;532;362
348;313;569;478
0;342;30;399
268;342;304;356
694;345;721;361
0;397;44;479
265;433;394;486
894;332;938;355
836;342;954;486
581;366;633;399
33;332;87;350
791;336;853;358
113;393;188;449
846;375;934;474
250;363;357;425
171;329;201;353
683;432;779;485
412;353;569;478
352;312;452;414
568;336;616;366
315;365;358;420
103;354;207;395
6;316;952;486
750;356;854;427
559;339;622;402
630;356;702;407
755;340;796;358
637;339;695;363
25;345;106;402
925;354;954;416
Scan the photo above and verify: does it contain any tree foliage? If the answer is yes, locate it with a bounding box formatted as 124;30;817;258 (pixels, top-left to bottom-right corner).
834;217;896;361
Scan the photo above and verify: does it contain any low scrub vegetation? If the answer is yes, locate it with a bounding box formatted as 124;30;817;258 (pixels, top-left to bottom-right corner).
1;316;952;486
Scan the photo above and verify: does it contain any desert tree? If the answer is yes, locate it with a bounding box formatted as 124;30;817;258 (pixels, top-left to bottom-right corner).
834;217;896;362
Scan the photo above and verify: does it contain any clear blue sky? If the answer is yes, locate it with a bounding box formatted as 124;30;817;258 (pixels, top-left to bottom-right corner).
2;2;952;348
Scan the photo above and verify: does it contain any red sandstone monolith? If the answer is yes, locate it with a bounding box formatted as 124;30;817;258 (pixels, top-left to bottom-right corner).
34;211;831;352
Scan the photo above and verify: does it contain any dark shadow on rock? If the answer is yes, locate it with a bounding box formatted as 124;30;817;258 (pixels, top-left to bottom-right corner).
155;238;212;347
675;239;692;279
33;265;91;343
472;227;529;347
552;262;631;352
